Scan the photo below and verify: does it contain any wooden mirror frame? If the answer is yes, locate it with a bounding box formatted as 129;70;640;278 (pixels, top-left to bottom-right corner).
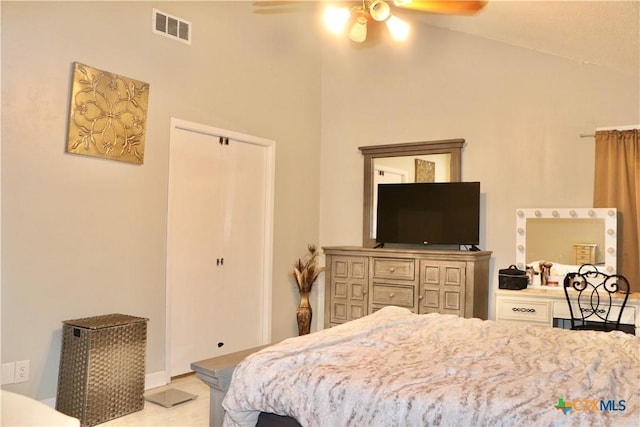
359;139;464;248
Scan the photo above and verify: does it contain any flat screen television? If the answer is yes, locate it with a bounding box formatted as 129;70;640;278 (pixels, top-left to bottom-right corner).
376;182;480;247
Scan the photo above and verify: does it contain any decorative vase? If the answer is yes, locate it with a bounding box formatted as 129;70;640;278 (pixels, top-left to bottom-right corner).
296;291;312;336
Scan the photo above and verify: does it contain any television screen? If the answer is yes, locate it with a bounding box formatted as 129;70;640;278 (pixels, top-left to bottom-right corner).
376;182;480;246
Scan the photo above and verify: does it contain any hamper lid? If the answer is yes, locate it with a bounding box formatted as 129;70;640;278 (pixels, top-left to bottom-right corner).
63;313;148;329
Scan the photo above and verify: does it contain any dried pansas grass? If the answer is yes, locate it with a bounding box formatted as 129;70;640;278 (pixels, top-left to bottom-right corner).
291;244;325;293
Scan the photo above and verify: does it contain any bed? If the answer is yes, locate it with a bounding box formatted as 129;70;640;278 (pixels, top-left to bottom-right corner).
222;306;639;427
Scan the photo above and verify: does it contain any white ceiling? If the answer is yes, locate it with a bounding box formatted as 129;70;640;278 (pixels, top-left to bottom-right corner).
409;0;639;75
254;1;639;75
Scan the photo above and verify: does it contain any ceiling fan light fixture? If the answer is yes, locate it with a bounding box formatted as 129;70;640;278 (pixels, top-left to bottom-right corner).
349;15;368;43
323;6;351;35
370;0;391;21
386;15;410;41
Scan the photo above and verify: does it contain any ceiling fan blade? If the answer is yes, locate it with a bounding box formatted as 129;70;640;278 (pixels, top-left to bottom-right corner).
395;1;487;15
252;1;312;6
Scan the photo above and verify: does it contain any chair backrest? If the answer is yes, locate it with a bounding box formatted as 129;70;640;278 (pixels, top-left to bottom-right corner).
563;264;631;332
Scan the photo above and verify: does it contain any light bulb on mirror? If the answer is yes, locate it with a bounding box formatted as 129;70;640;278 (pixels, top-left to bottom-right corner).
386;16;410;41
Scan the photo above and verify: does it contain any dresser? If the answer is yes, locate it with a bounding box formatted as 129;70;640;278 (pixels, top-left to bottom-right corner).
572;243;597;264
495;288;640;335
323;246;492;328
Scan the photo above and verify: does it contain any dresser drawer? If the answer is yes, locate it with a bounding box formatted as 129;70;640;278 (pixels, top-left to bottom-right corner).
554;301;635;325
372;283;415;308
575;255;592;264
372;258;415;281
496;298;552;325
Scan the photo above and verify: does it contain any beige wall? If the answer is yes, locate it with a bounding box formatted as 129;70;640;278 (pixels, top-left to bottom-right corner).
2;1;638;402
319;24;639;317
1;1;321;399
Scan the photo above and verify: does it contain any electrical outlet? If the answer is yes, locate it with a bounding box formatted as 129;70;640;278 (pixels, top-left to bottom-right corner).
1;362;15;385
15;360;29;383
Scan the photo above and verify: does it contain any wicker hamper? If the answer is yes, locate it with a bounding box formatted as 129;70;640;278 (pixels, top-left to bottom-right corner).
56;314;148;427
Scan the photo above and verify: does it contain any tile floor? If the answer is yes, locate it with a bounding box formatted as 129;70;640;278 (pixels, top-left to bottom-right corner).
100;374;210;426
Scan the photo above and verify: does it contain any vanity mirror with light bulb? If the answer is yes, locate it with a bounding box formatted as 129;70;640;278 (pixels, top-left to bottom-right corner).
496;207;639;335
515;207;617;283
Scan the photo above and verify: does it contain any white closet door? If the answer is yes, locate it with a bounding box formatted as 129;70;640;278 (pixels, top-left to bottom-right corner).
168;125;270;377
215;140;267;342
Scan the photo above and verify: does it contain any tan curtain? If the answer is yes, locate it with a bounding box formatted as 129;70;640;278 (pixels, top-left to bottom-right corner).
593;129;639;292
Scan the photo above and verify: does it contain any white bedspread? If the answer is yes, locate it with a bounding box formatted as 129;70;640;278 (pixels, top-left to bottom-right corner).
223;306;640;427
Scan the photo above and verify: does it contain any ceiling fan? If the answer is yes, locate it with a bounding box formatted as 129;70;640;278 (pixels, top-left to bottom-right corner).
253;1;487;43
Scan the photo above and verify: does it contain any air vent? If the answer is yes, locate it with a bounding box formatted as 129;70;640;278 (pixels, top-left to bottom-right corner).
153;8;191;44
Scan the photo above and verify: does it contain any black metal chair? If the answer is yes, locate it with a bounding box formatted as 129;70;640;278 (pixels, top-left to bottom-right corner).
563;264;631;333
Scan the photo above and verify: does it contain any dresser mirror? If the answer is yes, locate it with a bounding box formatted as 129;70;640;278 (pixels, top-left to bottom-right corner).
359;139;464;248
515;208;617;277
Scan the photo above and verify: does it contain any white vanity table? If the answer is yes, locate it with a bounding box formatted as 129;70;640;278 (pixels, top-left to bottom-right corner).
495;288;639;334
496;207;637;335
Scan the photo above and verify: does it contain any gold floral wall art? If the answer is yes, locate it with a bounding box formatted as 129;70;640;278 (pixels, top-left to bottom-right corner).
66;62;150;164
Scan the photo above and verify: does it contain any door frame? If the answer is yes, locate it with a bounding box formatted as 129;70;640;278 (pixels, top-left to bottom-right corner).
165;117;275;382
